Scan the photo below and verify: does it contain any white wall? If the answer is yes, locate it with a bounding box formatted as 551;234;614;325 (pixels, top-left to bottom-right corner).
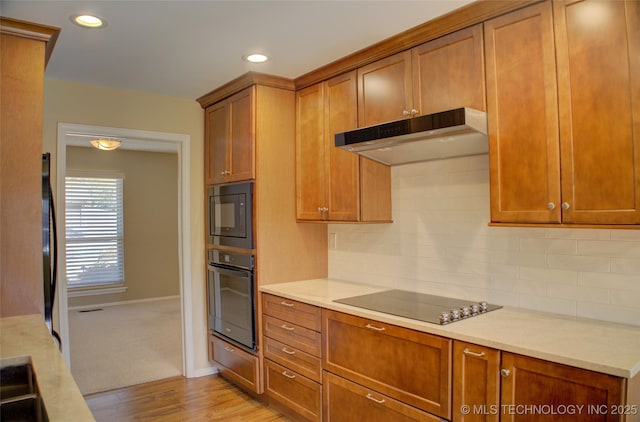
328;154;640;326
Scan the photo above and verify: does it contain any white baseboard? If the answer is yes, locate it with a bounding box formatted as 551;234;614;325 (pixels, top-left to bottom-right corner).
190;366;219;378
69;295;181;311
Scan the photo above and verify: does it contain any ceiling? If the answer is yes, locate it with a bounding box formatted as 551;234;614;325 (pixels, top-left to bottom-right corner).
1;0;474;101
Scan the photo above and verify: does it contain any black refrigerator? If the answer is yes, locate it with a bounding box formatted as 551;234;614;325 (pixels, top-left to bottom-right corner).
42;153;60;347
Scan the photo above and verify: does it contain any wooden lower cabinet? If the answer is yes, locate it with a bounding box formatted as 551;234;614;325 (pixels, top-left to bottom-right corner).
264;359;322;422
323;371;442;422
210;335;262;395
323;309;452;419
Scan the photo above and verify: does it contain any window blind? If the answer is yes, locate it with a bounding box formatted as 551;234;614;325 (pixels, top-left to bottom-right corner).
65;176;124;288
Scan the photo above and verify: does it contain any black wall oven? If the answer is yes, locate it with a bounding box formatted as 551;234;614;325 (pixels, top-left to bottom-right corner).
207;250;256;351
207;182;253;250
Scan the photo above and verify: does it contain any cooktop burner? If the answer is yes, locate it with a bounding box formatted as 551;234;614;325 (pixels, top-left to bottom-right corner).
334;289;501;325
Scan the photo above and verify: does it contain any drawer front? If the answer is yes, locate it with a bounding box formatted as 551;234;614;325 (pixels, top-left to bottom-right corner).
264;336;322;383
264;359;322;422
263;315;321;357
323;372;441;422
211;335;261;394
323;309;452;418
262;293;321;331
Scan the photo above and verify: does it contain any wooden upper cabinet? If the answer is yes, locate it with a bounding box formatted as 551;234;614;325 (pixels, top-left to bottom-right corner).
296;71;391;222
205;86;255;185
357;24;485;127
357;51;413;127
554;0;640;224
412;24;486;115
485;2;562;224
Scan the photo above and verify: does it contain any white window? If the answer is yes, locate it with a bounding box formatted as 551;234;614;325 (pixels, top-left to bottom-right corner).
65;175;124;289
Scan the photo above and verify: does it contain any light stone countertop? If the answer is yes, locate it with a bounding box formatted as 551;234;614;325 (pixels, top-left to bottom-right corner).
259;278;640;379
0;314;95;421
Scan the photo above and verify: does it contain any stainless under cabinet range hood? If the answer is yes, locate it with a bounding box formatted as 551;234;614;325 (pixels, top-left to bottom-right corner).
335;107;488;165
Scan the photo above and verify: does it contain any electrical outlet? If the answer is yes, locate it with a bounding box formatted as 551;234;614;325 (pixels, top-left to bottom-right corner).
329;232;337;249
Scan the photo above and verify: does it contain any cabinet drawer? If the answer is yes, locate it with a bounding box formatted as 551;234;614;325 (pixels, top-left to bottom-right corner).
262;293;321;331
264;359;321;422
323;372;441;422
263;315;321;357
323;309;452;419
210;335;261;394
264;336;322;383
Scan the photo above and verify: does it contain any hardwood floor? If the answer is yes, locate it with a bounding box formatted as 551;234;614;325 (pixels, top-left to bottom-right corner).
85;374;290;421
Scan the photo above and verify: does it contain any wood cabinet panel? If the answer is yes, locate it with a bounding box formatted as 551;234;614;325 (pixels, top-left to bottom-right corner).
323;371;441;422
501;352;625;422
412;24;485;115
264;337;322;383
264;359;321;422
262;293;321;331
453;341;500;422
357;50;413;127
210;335;261;394
263;315;321;357
205;86;255;185
322;309;452;419
485;1;561;223
554;0;640;224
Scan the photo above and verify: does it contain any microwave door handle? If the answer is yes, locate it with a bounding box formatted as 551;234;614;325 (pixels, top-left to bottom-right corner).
208;265;251;279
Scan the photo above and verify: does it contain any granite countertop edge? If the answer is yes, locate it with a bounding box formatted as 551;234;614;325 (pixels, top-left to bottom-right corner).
259;278;640;379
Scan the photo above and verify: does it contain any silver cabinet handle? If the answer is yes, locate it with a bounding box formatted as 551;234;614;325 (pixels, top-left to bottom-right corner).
280;324;295;331
281;347;296;355
547;202;555;210
282;370;296;379
562;202;571;210
501;368;511;377
366;393;386;404
463;348;486;358
280;300;294;307
365;323;385;331
410;109;419;115
402;110;410;116
224;346;235;352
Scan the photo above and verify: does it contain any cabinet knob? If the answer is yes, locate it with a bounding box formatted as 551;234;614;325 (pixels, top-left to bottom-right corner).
402;110;411;116
500;368;511;377
562;202;571;210
547;202;555;210
410;109;419;115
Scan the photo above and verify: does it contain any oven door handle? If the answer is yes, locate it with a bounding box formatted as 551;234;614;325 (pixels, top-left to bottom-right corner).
208;264;252;279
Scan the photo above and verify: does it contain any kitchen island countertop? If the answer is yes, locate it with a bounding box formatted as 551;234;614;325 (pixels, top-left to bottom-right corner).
259;278;640;379
1;314;95;421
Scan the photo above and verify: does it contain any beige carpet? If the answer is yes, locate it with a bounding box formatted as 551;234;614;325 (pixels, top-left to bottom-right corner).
69;297;183;395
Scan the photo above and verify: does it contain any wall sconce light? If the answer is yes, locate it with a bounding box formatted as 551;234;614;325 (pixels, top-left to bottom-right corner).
90;138;121;151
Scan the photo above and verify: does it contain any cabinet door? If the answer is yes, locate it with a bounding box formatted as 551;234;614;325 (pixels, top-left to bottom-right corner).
324;372;441;422
296;83;326;220
227;87;255;182
554;0;640;224
412;24;486;115
323;309;452;419
325;71;359;221
485;2;561;223
357;50;413;126
264;359;322;422
210;335;262;394
453;341;500;422
501;352;624;422
205;101;228;185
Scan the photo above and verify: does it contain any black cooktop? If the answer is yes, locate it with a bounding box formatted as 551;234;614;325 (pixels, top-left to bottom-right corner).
334;289;501;325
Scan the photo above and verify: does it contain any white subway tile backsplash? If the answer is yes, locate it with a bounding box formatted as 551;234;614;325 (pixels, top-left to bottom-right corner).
327;159;640;326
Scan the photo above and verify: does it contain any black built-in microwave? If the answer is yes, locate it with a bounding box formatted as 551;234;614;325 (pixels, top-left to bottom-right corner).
207;182;253;250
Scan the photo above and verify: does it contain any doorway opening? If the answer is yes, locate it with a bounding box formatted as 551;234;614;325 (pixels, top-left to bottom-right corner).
55;122;194;391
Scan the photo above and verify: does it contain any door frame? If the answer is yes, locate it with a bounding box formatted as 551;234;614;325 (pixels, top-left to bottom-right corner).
56;122;195;377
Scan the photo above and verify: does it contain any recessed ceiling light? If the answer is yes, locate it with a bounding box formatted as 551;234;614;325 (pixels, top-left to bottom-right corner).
243;53;269;63
71;14;106;28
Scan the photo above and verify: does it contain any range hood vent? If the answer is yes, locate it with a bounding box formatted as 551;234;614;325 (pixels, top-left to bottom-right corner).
335;107;488;165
